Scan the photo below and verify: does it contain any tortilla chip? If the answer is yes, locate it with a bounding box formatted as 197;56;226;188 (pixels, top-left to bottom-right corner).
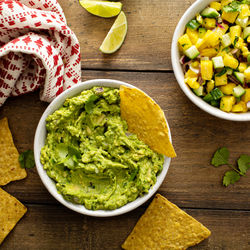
0;188;27;244
122;194;211;250
0;117;27;186
120;86;176;158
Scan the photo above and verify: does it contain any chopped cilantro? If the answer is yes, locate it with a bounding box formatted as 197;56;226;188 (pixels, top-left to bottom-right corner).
211;147;250;187
19;150;35;169
233;36;239;47
85;94;99;114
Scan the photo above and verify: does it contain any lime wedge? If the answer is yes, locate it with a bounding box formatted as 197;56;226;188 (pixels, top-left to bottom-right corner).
79;0;122;18
99;11;127;54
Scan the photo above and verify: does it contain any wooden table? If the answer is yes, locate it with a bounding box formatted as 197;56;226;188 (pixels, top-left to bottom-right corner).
1;0;250;249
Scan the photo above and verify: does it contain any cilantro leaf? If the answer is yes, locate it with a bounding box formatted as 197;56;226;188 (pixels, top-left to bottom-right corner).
223;170;240;186
85;94;98;114
233;36;239;47
19;150;35;169
56;143;81;169
223;1;241;12
237;155;250;175
216;68;227;77
211;147;229;167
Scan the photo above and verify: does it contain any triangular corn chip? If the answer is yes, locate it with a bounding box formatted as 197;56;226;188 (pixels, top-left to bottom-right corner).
122;194;211;250
120;86;176;157
0;117;27;185
0;188;27;244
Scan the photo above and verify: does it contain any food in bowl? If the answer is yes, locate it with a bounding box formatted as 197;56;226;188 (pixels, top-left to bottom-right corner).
40;86;165;210
178;0;250;113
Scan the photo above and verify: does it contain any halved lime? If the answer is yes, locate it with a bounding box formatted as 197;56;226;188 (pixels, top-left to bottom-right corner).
79;0;122;18
99;11;127;54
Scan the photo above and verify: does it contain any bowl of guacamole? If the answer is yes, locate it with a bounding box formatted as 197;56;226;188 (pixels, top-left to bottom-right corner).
34;79;172;217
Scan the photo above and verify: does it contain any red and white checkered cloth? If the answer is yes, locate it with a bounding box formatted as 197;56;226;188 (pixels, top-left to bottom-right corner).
0;0;81;106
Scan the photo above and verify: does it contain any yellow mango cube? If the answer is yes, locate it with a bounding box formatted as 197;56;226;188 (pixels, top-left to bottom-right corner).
186;27;199;45
206;80;215;93
184;77;200;89
210;1;221;11
201;60;213;80
222;11;239;23
232;101;248;113
223;54;239;69
214;23;229;37
239;4;250;18
239;62;247;73
242;88;250;102
221;0;233;6
244;67;250;81
203;18;216;29
220;83;236;95
220;96;236;112
235;37;245;49
185;69;198;78
215;73;228;86
200;47;219;57
197;30;220;50
230;25;242;43
178;34;192;51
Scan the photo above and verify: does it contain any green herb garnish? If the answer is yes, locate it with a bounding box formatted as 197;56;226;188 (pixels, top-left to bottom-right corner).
19;150;35;169
211;147;250;187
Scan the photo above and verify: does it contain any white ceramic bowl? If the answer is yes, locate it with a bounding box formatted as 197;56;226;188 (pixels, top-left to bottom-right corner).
34;79;172;217
171;0;250;121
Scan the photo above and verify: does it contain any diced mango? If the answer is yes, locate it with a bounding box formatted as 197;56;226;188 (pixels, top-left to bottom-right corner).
200;47;219;57
198;30;220;50
220;96;236;112
230;25;242;44
242;88;250;102
207;80;215;93
214;23;229;37
184;77;200;89
201;60;213;80
185;69;198;78
235;37;245;49
215;73;228;86
186;27;199;45
239;4;250;18
239;62;247;73
210;1;221;11
223;54;239;69
196;14;203;24
203;18;216;29
242;46;250;58
222;11;239;23
244;67;250;81
221;0;233;6
191;61;199;68
247;36;250;43
232;101;248;113
178;34;192;51
220;83;236;95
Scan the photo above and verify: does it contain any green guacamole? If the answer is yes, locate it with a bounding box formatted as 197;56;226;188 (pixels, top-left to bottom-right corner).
40;87;164;210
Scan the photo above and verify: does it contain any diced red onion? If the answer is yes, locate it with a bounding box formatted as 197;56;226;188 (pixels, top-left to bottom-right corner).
228;75;240;84
179;55;186;65
95;87;103;93
217;23;224;29
231;48;239;55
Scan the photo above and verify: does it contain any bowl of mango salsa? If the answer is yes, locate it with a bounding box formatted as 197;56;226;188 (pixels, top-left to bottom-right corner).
172;0;250;121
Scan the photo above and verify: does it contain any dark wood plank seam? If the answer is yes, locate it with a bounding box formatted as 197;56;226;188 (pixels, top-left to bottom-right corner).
81;67;174;73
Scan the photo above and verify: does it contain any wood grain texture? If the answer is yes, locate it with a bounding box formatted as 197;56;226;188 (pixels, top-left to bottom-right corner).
1;70;250;210
57;0;196;71
1;204;249;250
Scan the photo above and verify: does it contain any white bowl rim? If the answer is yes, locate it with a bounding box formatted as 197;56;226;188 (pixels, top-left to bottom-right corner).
34;79;172;217
171;0;250;122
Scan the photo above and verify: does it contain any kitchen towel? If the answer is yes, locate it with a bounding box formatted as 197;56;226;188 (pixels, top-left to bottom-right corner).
0;0;81;106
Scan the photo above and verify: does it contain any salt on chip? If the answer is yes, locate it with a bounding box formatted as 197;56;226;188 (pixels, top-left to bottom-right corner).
0;188;27;244
0;117;27;186
120;86;176;158
122;194;211;250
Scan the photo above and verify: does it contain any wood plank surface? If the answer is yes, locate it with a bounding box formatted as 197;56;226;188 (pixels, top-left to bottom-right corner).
57;0;196;71
1;70;250;210
1;204;249;250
